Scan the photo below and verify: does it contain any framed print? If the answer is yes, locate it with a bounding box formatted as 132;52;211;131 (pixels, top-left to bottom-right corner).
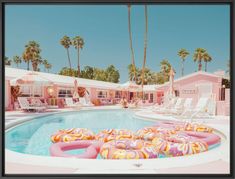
1;0;234;178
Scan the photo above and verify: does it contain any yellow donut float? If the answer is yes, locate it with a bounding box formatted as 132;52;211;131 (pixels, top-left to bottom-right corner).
95;129;135;142
182;123;213;133
100;139;159;159
51;128;95;143
152;134;208;157
135;126;177;141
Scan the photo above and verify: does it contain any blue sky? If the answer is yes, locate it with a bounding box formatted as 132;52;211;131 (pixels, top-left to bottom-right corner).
5;5;230;83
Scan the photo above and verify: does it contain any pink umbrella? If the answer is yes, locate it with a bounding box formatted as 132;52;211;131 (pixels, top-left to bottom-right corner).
168;67;175;97
73;79;79;99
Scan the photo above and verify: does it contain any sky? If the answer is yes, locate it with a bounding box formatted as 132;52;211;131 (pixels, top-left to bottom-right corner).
5;5;230;83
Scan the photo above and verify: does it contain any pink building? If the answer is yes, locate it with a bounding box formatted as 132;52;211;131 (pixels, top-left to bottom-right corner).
5;67;230;116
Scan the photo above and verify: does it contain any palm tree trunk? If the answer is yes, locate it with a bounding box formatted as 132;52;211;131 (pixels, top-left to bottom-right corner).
17;63;18;68
141;5;148;99
198;60;202;71
27;61;29;71
66;48;72;74
77;47;80;77
181;59;184;76
205;62;207;72
128;5;137;83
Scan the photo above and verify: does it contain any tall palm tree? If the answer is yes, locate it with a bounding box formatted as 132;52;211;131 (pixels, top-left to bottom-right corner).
60;36;72;71
193;48;206;71
22;41;41;71
13;55;22;68
202;52;212;72
177;48;189;76
72;36;84;77
141;5;148;98
127;5;137;83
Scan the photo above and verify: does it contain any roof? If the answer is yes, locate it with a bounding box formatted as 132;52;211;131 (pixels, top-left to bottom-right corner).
5;67;120;90
155;70;225;89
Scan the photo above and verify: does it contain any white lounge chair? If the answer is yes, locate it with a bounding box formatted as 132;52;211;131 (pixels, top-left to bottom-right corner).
79;97;94;107
64;98;82;108
18;97;46;112
169;98;193;115
179;97;211;123
153;97;179;113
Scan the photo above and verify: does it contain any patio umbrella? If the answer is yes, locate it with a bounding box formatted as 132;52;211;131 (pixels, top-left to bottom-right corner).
73;79;80;99
10;72;53;97
168;67;175;97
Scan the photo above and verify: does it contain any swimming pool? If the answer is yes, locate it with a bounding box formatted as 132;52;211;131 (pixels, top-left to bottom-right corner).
5;109;155;157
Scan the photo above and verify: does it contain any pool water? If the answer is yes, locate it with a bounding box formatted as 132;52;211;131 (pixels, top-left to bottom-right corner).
5;109;155;157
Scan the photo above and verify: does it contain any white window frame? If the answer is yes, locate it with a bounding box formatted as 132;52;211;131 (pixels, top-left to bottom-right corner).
97;90;107;98
58;87;73;98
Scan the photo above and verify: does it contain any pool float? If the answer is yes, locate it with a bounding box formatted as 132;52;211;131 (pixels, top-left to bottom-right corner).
51;128;95;143
177;131;221;146
135;126;176;141
152;134;208;157
100;139;159;159
50;140;102;159
154;121;213;133
95;129;135;142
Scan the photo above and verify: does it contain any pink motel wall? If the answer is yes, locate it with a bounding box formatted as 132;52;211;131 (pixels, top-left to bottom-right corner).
156;73;229;115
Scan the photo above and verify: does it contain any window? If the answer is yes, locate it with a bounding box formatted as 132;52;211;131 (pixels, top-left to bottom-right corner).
219;88;225;101
144;93;148;100
97;90;107;98
20;85;43;97
149;93;153;103
175;90;180;97
58;88;73;98
115;91;121;98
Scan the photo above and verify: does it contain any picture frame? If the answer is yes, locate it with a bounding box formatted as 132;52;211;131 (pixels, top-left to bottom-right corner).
1;0;234;178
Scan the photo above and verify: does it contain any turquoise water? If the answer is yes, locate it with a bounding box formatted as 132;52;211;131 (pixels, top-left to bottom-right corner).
5;109;154;157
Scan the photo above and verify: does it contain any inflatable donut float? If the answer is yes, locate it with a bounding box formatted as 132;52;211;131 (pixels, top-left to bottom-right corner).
152;134;208;157
177;131;221;146
100;139;159;159
135;126;176;141
51;128;95;143
95;129;135;142
50;140;102;159
154;121;213;133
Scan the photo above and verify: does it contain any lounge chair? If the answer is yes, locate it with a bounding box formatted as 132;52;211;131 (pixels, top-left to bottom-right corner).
64;98;82;108
79;97;94;107
179;97;211;123
31;98;48;107
18;97;46;112
153;97;179;113
168;98;193;115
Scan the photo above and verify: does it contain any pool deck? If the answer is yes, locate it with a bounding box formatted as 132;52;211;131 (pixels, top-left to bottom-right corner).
4;106;230;174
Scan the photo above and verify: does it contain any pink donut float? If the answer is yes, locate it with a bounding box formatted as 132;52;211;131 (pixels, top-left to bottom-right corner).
178;131;221;146
50;140;102;159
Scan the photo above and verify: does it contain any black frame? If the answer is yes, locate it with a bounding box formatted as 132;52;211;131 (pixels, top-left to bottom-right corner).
0;0;234;178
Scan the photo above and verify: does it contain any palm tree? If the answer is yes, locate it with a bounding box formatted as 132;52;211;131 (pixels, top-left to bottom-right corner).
42;59;48;71
202;52;212;72
160;59;171;82
4;56;12;66
141;5;148;98
177;48;189;76
13;55;22;68
45;63;52;72
72;36;84;77
60;36;72;71
31;54;42;71
127;5;137;83
193;48;206;71
22;41;41;71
